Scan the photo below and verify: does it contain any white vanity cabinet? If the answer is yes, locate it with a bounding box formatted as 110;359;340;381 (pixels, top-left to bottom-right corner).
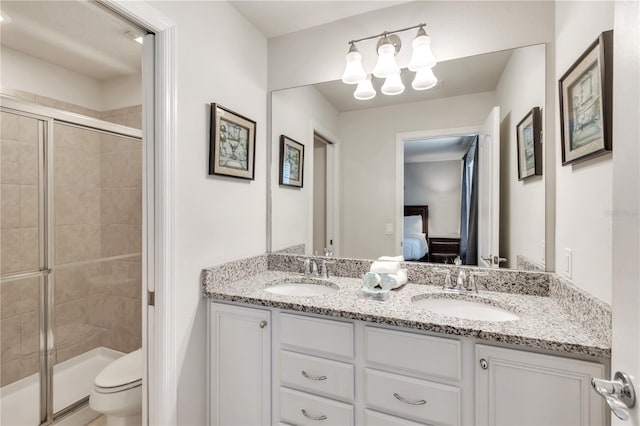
276;313;356;425
475;345;606;426
207;302;606;426
363;326;463;425
207;303;271;426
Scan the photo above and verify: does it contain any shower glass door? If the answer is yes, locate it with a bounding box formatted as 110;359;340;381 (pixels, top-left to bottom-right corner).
1;106;142;424
51;123;142;417
0;110;48;426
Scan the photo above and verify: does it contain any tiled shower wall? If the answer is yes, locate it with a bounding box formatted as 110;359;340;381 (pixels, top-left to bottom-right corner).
0;101;142;386
0;112;41;386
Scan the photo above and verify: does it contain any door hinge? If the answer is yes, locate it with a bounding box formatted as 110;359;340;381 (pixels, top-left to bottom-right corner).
147;290;155;306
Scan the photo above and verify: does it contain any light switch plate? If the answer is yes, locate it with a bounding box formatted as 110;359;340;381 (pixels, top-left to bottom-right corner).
385;223;393;235
564;248;572;279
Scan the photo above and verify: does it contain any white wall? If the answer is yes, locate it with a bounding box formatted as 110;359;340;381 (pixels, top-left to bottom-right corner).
271;85;339;253
404;160;462;238
1;46;104;110
101;74;142;111
1;46;141;111
147;1;268;424
268;1;554;90
554;1;614;303
339;91;496;259
496;44;546;268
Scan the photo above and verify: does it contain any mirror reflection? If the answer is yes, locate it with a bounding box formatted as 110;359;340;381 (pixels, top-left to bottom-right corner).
270;44;546;270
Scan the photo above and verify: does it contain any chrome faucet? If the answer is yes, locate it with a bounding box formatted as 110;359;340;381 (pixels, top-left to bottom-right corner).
434;268;488;293
303;257;319;277
433;268;456;291
456;269;467;289
303;256;332;279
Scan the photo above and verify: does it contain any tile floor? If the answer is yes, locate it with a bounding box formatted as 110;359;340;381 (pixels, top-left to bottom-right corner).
85;415;106;426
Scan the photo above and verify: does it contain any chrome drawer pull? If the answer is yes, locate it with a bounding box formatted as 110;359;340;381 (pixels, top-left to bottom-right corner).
393;392;427;405
301;370;327;381
301;409;327;421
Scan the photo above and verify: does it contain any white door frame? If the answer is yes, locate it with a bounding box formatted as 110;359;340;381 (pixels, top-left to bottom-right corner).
395;126;481;255
310;121;341;257
99;2;176;425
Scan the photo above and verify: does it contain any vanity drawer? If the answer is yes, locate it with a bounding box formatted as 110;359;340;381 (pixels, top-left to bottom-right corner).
279;387;354;426
364;368;460;425
280;313;354;359
280;350;354;401
364;409;428;426
365;326;461;381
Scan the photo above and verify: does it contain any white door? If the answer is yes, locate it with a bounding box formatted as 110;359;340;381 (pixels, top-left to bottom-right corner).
607;1;640;424
477;107;501;268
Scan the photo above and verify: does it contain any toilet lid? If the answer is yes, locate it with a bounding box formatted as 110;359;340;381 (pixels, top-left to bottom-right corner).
95;348;142;389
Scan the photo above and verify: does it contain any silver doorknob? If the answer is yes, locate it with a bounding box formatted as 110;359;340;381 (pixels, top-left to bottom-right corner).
591;371;636;420
259;320;267;329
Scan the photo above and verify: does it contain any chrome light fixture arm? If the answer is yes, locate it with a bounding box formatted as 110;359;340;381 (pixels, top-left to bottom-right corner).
347;23;427;46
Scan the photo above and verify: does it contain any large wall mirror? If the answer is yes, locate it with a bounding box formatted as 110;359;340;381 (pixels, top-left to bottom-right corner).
270;43;547;271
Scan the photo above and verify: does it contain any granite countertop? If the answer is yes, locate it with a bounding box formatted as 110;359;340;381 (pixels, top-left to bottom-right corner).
203;270;610;358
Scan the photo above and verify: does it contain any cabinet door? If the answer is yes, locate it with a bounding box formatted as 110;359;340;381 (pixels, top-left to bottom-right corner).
209;303;271;425
476;345;605;426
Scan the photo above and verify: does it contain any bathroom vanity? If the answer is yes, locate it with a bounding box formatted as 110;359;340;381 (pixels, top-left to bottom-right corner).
203;256;610;426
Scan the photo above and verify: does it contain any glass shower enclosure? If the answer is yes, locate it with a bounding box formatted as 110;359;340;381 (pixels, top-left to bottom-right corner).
1;99;142;425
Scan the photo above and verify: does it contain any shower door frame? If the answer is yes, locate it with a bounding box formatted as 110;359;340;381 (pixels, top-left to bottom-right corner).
0;107;51;425
1;98;143;424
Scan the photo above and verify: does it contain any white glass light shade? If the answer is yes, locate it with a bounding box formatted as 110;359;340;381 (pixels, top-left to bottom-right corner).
381;72;405;96
354;77;376;100
373;43;400;78
408;34;437;71
341;49;366;84
412;68;438;91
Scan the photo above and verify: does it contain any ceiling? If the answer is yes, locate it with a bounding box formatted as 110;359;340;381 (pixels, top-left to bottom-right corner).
0;0;143;81
0;0;406;80
229;0;409;38
314;48;513;112
404;135;476;163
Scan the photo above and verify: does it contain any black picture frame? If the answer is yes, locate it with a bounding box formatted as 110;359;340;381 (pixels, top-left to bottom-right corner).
516;107;542;180
559;30;613;165
279;135;304;188
209;103;256;180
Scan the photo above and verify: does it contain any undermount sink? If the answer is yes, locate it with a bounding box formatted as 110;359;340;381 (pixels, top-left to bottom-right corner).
263;278;338;297
412;295;520;322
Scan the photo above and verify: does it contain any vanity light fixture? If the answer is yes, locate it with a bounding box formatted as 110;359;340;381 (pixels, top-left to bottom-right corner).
381;71;405;95
372;34;401;78
341;43;367;84
354;75;377;100
341;23;437;100
412;67;438;91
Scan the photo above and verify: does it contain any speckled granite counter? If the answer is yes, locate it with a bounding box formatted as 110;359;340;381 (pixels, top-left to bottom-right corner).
202;261;611;359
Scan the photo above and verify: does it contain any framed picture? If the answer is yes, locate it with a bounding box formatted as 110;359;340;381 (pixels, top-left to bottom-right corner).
209;103;256;180
559;30;613;165
279;135;304;188
516;107;542;180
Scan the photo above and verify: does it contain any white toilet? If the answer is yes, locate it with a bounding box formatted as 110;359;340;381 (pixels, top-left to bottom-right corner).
89;348;142;426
